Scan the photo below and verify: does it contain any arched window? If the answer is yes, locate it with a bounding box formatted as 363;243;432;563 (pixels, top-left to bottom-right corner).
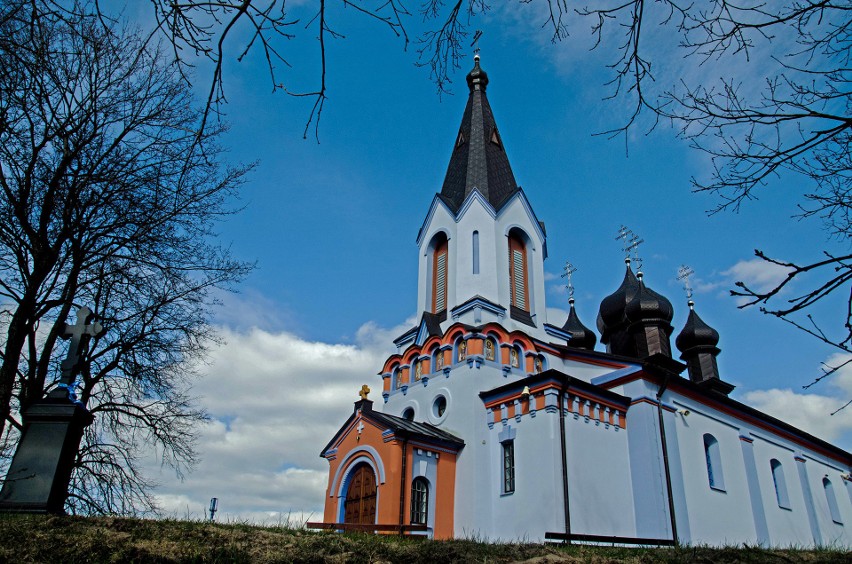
393;367;402;390
508;231;529;312
410;477;429;524
824;477;843;524
432;233;448;313
703;434;725;491
472;231;480;275
402;407;415;421
770;459;790;509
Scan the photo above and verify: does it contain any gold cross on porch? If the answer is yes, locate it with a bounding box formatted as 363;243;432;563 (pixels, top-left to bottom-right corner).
359;384;371;400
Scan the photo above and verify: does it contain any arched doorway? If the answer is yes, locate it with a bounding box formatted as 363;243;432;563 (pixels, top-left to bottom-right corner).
343;462;377;524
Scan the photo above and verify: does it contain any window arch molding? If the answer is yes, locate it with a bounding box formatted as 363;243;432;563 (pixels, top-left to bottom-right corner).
410;477;430;525
426;231;451;314
508;229;530;312
703;433;725;491
770;459;791;509
823;477;843;524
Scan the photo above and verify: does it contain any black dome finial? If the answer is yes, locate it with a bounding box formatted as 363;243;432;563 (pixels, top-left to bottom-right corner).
466;54;489;92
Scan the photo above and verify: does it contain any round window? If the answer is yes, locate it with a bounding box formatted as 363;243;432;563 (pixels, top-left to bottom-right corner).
433;396;447;418
402;407;415;421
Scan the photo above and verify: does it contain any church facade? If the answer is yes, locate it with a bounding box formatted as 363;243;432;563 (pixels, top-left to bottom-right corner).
317;56;852;546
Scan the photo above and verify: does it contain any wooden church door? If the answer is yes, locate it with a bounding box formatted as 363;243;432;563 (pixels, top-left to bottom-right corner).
343;463;377;524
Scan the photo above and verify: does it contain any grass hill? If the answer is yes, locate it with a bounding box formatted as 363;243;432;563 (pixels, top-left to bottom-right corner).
0;514;849;563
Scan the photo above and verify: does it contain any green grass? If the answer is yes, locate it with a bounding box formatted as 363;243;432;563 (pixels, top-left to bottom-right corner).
0;514;848;563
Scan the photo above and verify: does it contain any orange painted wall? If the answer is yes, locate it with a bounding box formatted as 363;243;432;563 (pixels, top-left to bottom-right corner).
322;413;404;525
322;410;460;539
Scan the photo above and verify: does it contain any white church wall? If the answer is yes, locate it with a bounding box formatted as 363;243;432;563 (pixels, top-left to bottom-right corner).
486;413;564;541
669;399;758;545
749;435;814;546
800;452;851;546
563;399;637;538
453;199;501;307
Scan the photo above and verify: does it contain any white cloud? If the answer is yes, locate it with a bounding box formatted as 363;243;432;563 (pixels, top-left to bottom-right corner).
722;257;792;305
147;321;407;524
740;353;852;446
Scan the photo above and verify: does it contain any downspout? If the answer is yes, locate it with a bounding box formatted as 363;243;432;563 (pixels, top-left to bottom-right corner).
399;438;408;534
559;387;571;541
655;373;678;544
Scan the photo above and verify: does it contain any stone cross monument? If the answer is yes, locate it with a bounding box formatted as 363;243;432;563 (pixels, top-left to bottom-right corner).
0;306;103;514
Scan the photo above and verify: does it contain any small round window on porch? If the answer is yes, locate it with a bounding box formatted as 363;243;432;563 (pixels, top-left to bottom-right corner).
402;407;415;421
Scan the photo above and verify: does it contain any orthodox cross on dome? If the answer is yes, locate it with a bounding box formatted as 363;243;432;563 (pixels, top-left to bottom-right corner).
359;384;371;400
59;306;104;387
677;264;696;306
616;225;644;270
561;261;578;301
471;29;483;55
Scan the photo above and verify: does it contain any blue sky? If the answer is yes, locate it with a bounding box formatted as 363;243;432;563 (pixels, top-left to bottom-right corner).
133;3;852;521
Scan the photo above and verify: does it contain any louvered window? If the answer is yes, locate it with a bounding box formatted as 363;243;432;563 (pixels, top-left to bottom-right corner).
432;235;448;313
509;234;528;311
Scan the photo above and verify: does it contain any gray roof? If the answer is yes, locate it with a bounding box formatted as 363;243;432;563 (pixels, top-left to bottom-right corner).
439;57;519;214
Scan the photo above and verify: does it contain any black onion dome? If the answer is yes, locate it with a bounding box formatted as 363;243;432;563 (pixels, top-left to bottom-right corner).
676;303;720;352
466;54;489;91
597;261;641;334
624;275;675;324
563;299;597;350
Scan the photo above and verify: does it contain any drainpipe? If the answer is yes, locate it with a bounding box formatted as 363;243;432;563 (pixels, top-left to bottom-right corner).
399;438;408;535
558;387;571;541
655;373;678;544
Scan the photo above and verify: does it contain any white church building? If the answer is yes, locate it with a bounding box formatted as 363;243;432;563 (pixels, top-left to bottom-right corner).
315;56;852;547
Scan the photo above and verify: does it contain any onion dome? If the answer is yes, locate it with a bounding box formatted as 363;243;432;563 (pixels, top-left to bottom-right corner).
596;259;641;335
625;273;675;325
562;298;597;350
676;301;720;353
466;54;489;91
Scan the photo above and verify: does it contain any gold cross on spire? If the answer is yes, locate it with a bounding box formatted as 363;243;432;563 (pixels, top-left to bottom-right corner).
359;384;371;400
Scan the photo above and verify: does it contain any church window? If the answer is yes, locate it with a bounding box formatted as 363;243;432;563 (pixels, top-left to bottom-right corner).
402;407;415;421
502;440;515;494
770;459;790;510
432;234;449;313
534;356;543;373
433;395;447;418
393;368;402;390
703;434;725;491
509;232;529;312
410;477;429;525
823;477;843;524
414;360;423;381
472;231;480;274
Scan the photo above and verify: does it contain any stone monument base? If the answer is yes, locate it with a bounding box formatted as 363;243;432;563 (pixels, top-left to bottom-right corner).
0;397;93;514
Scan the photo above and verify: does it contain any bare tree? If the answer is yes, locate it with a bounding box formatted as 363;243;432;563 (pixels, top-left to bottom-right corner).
0;1;252;513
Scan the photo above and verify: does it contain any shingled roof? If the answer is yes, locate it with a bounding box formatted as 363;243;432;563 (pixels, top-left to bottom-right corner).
439;55;519;214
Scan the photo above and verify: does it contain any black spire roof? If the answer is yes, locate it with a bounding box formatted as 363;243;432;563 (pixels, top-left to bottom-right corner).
439;55;519;213
562;298;597;350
